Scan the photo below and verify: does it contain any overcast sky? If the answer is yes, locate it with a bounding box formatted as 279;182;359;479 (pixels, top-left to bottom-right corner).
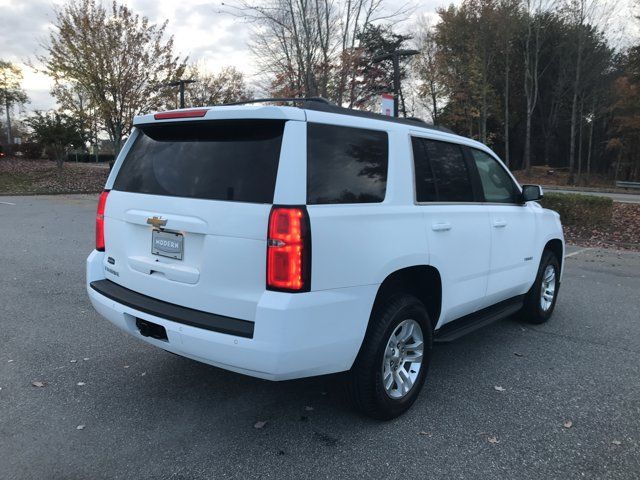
0;0;637;113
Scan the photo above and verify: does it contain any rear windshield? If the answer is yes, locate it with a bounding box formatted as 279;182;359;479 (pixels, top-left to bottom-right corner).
113;120;285;203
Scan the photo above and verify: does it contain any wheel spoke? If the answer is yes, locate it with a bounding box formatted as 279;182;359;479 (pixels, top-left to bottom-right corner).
383;371;394;390
405;340;423;351
404;350;423;363
400;322;414;342
393;370;404;392
398;368;413;394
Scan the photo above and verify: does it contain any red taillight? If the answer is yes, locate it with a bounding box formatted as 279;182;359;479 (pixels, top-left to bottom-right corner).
267;206;311;292
96;190;109;251
153;109;209;120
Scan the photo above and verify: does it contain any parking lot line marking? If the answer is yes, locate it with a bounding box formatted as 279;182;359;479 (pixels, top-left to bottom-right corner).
0;201;16;206
565;248;591;258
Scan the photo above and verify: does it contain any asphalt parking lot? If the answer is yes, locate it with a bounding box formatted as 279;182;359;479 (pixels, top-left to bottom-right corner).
1;194;639;480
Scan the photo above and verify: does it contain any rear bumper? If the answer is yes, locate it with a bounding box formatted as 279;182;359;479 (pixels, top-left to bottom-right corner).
86;250;377;380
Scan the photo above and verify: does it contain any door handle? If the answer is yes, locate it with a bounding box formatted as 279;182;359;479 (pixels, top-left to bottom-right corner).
493;219;508;228
431;222;452;232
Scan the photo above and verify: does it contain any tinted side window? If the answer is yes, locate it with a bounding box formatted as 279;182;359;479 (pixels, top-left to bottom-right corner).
471;149;518;203
113;120;284;203
414;138;474;202
411;137;437;202
307;123;388;204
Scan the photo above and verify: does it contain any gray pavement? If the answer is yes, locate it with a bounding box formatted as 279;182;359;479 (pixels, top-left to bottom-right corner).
1;195;639;480
543;187;640;204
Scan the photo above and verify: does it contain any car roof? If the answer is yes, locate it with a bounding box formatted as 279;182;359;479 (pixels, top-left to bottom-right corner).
133;102;490;153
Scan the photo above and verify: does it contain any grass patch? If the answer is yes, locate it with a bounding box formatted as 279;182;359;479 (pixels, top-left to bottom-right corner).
0;158;109;195
541;192;613;227
0;172;33;192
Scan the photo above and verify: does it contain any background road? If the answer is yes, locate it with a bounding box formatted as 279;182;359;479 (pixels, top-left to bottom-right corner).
542;187;640;204
1;195;639;480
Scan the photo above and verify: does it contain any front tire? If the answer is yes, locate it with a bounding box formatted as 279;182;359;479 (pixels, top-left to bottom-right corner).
347;294;432;420
522;249;561;324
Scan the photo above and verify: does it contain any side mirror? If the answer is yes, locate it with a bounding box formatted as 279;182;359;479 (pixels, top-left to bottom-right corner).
521;184;543;203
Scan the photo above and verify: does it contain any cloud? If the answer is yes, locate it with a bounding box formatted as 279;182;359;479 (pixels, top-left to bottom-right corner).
1;0;637;115
0;1;57;62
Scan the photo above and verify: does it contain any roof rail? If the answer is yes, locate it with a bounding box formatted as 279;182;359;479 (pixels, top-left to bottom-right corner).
221;97;452;133
221;97;332;107
303;101;451;133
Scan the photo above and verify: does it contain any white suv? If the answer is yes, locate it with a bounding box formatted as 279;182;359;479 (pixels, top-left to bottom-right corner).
87;99;564;419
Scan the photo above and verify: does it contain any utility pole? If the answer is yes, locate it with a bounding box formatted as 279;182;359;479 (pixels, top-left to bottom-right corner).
372;49;419;117
165;79;196;109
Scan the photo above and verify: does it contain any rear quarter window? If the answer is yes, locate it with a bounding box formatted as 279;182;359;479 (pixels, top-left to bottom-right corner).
113;120;285;203
307;123;388;204
412;137;474;203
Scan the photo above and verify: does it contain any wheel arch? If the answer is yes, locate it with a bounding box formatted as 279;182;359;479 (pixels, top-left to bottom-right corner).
544;238;564;275
370;265;442;331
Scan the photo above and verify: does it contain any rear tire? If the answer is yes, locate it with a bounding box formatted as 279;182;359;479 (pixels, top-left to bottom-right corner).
522;249;560;324
347;294;432;420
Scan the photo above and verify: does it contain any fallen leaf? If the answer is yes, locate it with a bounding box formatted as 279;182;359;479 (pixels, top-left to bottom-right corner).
563;420;573;429
254;421;267;429
76;425;85;430
304;406;314;411
31;381;47;388
487;436;500;444
494;386;506;392
77;382;85;386
612;439;622;446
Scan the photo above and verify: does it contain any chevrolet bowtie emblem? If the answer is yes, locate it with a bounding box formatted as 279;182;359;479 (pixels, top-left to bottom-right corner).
146;216;167;229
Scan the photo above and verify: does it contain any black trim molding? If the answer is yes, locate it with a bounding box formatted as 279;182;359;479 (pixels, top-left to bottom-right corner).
90;279;255;339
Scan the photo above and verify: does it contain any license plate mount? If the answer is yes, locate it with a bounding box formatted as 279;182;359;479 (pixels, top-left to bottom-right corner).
151;230;184;260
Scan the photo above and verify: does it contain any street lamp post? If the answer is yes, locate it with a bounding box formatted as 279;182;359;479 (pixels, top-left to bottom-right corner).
372;49;419;117
164;79;196;109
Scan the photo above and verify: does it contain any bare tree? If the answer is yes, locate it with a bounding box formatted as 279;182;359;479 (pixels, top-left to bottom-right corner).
566;0;587;183
413;18;446;123
228;0;409;104
522;0;555;173
565;0;615;184
183;63;252;107
40;0;186;154
498;0;521;167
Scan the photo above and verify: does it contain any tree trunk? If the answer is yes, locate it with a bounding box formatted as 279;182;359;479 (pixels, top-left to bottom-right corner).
614;149;621;183
113;123;123;156
524;112;532;174
577;95;584;184
431;88;438;124
504;46;510;168
568;19;584;185
5;98;12;145
586;119;593;180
